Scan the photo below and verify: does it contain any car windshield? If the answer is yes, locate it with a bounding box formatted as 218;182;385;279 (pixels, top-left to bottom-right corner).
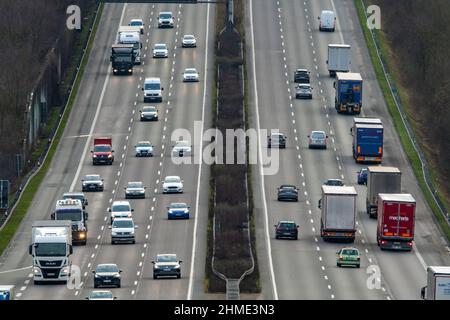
55;209;82;221
342;249;358;255
130;21;142;26
184;35;194;40
165;177;180;183
142;107;156;112
154;44;166;50
63;195;84;202
299;85;310;89
157;255;177;263
85;175;100;181
112;205;131;212
281;186;296;191
137;142;151;147
160;13;172;19
34;243;66;257
311;132;325;139
185;69;197;74
279;222;295;229
170;203;187;209
145;83;160;90
96;265;118;273
90;291;113;299
128;182;143;188
112;220;133;228
94;145;111;152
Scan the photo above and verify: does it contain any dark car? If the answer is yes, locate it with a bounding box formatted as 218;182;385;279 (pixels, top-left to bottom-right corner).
81;174;104;192
93;264;121;288
152;254;182;279
357;168;368;185
294;69;310;83
277;185;298;201
63;192;88;209
324;179;344;186
268;133;286;148
274;221;299;240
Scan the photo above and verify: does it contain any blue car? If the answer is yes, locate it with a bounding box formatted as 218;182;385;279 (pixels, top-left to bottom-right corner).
357;168;368;185
167;203;190;219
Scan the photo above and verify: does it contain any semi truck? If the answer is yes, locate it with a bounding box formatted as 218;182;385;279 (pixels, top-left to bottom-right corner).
366;166;401;218
52;199;88;245
351;118;384;163
110;44;134;75
0;286;15;300
334;72;363;114
118;26;141;65
318;185;357;242
376;193;416;251
91;137;114;165
327;44;351;77
29;221;73;284
421;266;450;300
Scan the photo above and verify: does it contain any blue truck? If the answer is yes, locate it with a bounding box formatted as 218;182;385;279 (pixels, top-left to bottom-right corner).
351;117;383;163
334;72;363;114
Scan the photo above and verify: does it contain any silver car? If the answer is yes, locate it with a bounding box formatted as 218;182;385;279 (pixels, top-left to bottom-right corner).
125;181;146;199
162;176;183;194
308;130;328;149
140;106;158;121
135;141;154;157
182;35;197;47
153;43;168;58
183;68;199;82
295;83;313;99
172;140;192;157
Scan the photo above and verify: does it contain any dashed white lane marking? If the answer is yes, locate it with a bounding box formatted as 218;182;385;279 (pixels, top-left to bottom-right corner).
328;285;332;290
321;266;325;271
97;235;101;240
139;262;143;267
131;290;136;295
101;226;104;231
28;273;33;278
75;291;79;296
84;272;88;277
331;294;335;299
16;293;22;298
134;281;138;286
91;253;95;259
141;253;145;258
137;271;141;276
319;256;322;261
95;244;99;249
24;280;30;285
316;246;320;251
88;263;91;268
324;275;328;280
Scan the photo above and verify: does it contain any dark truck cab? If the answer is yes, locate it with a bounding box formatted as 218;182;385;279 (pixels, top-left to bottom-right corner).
110;44;134;75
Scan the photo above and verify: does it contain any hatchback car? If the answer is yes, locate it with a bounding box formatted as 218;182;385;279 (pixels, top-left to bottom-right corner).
318;10;336;32
172;140;192;157
93;264;122;288
182;34;197;47
167;203;190;219
308;131;328;149
86;290;116;300
125;181;146;199
140;106;158;121
135;141;154;157
162;176;184;194
81;174;104;192
324;179;344;186
152;254;182;279
277;185;298;201
129;18;144;34
357;168;368;185
63;192;88;209
294;69;310;83
295;83;313;99
336;247;361;268
110;218;137;244
274;221;299;240
268;133;286;148
158;12;174;28
153;43;168;58
109;200;133;224
183;68;199;82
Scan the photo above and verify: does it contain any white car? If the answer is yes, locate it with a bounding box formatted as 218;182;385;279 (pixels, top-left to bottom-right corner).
109;201;133;224
140;106;158;121
162;176;184;194
110;218;137;244
182;35;197;47
129;19;144;34
158;12;174;28
153;43;168;58
172;140;192;157
183;68;199;82
125;181;146;199
135;141;154;157
318;10;336;32
86;290;116;300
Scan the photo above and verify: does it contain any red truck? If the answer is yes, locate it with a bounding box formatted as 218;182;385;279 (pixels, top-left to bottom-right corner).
377;193;416;251
91;137;114;165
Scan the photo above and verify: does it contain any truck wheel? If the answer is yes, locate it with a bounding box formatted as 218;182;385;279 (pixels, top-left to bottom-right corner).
177;274;181;279
337;263;341;268
153;274;157;279
34;280;42;285
356;264;360;269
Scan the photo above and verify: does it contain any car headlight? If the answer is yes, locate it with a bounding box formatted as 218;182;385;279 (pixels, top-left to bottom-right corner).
111;232;117;236
94;274;100;278
113;274;120;278
174;265;180;269
82;182;87;186
99;182;103;186
154;265;160;269
108;154;112;158
93;154;97;158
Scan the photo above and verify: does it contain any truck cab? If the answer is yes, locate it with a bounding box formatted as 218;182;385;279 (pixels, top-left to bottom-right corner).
110;44;134;75
91;137;114;165
52;199;88;245
118;27;142;65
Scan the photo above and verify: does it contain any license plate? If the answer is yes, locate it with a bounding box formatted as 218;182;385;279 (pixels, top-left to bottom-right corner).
365;157;377;161
48;273;55;276
164;269;170;271
104;280;111;283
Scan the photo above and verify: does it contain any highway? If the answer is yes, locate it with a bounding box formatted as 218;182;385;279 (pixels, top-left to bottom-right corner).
248;0;450;300
0;2;214;300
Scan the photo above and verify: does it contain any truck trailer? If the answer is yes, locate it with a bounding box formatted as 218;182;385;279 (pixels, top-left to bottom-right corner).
334;72;363;114
366;166;401;218
319;185;357;242
421;266;450;300
352;121;384;163
376;193;415;251
29;221;73;284
327;44;351;77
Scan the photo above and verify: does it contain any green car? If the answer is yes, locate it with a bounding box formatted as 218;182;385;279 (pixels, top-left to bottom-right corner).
336;247;361;268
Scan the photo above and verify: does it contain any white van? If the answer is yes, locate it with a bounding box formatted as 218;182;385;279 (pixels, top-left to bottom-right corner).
142;77;163;102
318;10;336;32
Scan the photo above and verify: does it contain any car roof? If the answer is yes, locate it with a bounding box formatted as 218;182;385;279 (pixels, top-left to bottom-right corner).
183;34;195;38
137;140;151;144
85;174;101;178
97;263;118;268
280;185;297;188
165;175;180;179
278;220;296;224
112;200;131;206
185;68;197;72
157;253;177;258
130;18;143;22
311;130;326;134
144;77;161;83
296;68;309;72
169;202;188;206
159;11;173;15
154;43;167;47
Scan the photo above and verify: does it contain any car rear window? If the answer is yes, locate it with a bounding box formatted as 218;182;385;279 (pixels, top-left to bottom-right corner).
279;223;295;228
342;249;358;255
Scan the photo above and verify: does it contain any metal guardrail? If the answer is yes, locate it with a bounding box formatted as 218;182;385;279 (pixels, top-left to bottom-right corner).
0;4;102;231
360;0;450;229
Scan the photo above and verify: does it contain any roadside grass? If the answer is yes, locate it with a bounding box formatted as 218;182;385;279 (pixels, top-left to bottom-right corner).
0;3;104;256
354;0;450;240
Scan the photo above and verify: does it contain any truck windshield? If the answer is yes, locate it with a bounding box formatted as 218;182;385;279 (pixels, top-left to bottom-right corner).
56;209;82;221
35;243;66;257
115;56;132;62
94;145;111;152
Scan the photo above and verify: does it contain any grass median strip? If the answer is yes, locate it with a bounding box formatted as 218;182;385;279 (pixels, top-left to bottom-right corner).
354;0;450;241
0;3;104;256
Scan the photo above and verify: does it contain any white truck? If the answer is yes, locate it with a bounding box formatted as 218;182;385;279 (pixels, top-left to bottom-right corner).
421;266;450;300
327;44;351;77
118;26;142;65
29;221;73;285
366;166;401;218
0;285;15;300
319;185;357;242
